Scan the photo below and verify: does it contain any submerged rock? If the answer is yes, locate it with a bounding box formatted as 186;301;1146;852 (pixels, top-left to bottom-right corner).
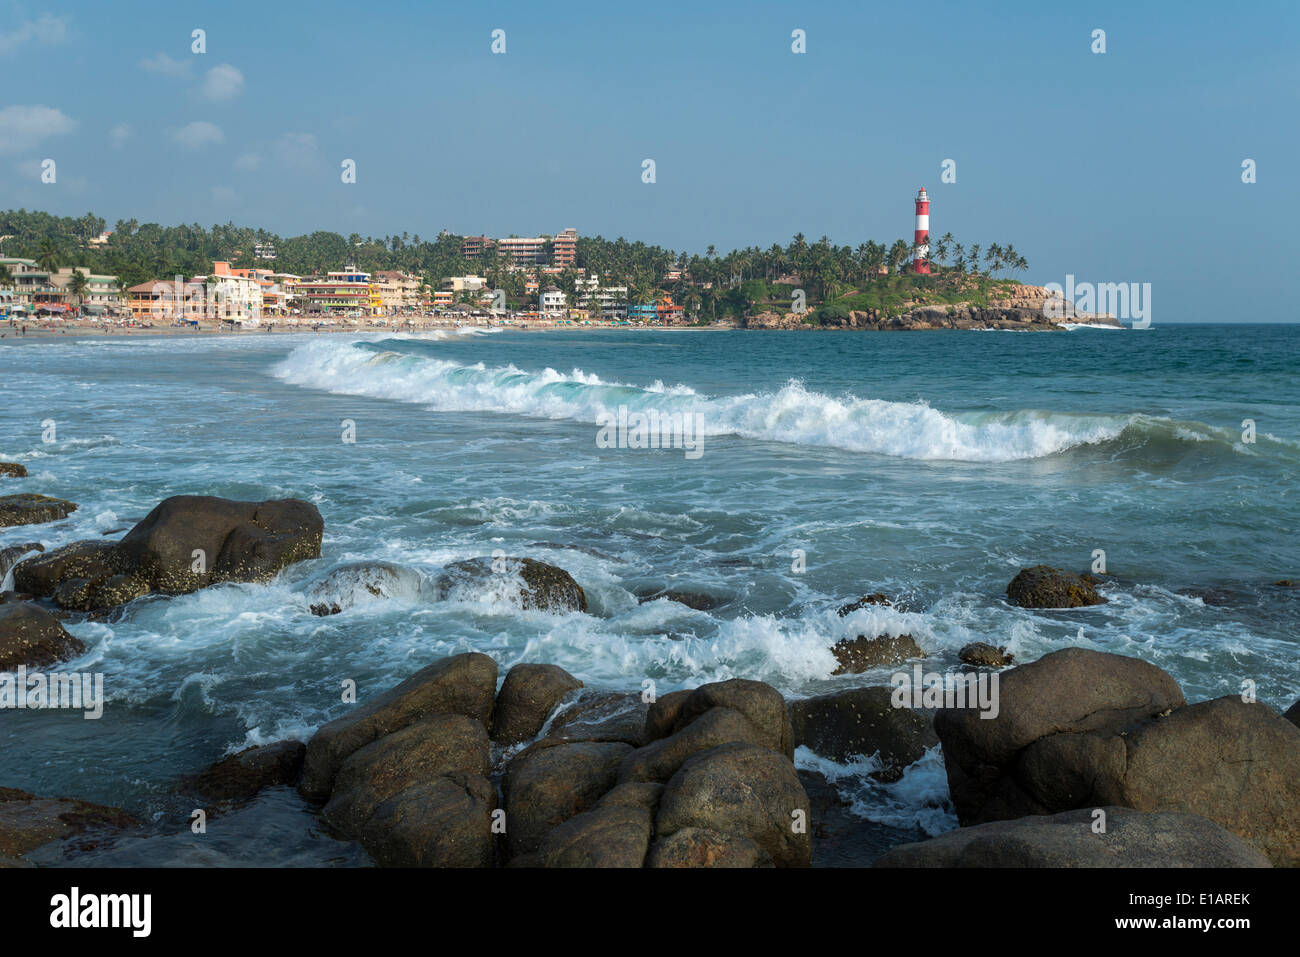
636;588;728;611
0;602;85;671
875;807;1271;868
831;633;925;675
0;494;76;528
181;740;306;804
437;556;587;613
1006;565;1107;608
837;593;892;616
0;463;28;478
0;787;138;860
958;642;1014;667
305;561;434;616
13;495;323;611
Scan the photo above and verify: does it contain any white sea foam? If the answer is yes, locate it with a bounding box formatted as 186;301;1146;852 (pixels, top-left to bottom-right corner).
272;339;1142;462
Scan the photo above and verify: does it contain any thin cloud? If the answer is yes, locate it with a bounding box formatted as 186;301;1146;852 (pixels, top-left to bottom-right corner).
171;121;224;150
202;64;244;101
0;105;76;155
0;14;70;56
234;152;261;171
140;53;192;77
110;123;130;149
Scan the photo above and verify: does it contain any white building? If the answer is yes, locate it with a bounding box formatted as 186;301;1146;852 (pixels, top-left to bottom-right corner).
540;286;566;316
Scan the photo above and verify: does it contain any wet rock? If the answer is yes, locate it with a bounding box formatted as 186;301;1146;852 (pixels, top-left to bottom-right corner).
438;556;587;613
837;593;892;616
544;691;648;746
359;772;496;867
0;542;42;583
644;689;693;742
596;781;663;811
305;561;435;616
491;663;583;744
539;804;652;868
958;642;1014;667
935;648;1185;823
182;740;305;803
646;827;772;868
1006;565;1107;608
502;740;631;858
0;602;85;671
1285;699;1299;729
620;707;773;783
637;588;727;611
0;787;138;860
323;714;490;838
0;494;76;528
300;652;497;800
671;678;794;757
654;742;811;868
875;807;1272;868
13;495;323;610
831;633;925;675
0;463;27;478
789;686;937;781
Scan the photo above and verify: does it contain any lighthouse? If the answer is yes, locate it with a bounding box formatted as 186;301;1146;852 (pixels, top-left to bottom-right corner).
913;187;930;274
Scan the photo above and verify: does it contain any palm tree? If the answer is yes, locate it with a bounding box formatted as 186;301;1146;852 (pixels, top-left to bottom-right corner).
67;269;89;312
0;263;12;289
36;237;60;274
967;244;981;277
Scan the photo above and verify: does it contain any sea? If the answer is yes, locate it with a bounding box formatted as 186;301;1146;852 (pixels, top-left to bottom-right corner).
2;323;1297;866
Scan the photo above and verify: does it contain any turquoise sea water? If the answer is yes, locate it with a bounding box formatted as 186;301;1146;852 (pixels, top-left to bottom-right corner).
2;324;1297;864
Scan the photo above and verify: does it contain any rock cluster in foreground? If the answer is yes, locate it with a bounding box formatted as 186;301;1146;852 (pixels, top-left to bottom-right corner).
298;654;811;867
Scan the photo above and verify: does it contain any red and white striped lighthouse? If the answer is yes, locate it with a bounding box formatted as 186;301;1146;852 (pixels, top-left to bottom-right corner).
913;187;930;274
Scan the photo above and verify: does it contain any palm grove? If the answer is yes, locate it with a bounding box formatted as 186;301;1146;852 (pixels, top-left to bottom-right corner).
0;209;1027;321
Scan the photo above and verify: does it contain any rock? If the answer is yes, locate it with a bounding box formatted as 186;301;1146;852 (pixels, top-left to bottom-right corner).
359;772;496;867
643;689;693;742
597;781;663;811
837;593;891;616
0;542;42;583
0;602;86;671
0;787;138;860
323;714;490;838
671;679;794;757
655;742;812;868
0;494;76;528
620;707;773;783
539;805;652;868
0;463;27;478
182;740;305;803
305;561;435;616
958;642;1014;667
300;652;498;801
1006;565;1106;608
13;495;323;610
935;648;1185;823
831;633;925;675
646;827;772;868
544;691;648;746
1285;699;1299;729
875;807;1272;868
491;663;583;744
502;740;631;858
637;589;727;611
789;686;938;781
438;556;586;613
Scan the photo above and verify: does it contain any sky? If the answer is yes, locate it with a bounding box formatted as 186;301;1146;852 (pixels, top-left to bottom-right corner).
1;0;1297;321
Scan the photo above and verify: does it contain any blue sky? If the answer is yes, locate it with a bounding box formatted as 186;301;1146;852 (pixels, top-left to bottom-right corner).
2;0;1297;320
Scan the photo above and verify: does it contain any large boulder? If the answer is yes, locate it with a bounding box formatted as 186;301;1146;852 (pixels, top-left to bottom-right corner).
502;740;631;859
359;772;496;868
544;691;648;746
0;787;138;860
619;706;773;783
1285;698;1299;729
646;827;772;868
13;495;323;610
538;804;652;868
671;679;793;757
181;740;305;803
0;494;75;528
0;602;85;671
654;742;812;868
936;648;1300;866
322;714;490;837
0;463;27;478
0;542;42;583
437;557;587;613
300;652;497;800
789;686;938;781
958;642;1014;667
875;807;1272;868
1006;565;1106;608
491;663;583;744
